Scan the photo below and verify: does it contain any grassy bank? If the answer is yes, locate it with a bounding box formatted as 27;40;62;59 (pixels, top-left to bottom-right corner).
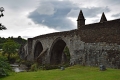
1;65;120;80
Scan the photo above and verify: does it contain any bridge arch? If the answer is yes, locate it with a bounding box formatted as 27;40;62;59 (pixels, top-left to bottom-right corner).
50;37;70;65
34;40;43;61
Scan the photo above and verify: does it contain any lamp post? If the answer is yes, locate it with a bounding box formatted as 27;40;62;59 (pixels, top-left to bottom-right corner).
0;7;6;30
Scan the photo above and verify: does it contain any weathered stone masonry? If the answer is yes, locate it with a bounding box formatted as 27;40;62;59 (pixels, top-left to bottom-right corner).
19;10;120;69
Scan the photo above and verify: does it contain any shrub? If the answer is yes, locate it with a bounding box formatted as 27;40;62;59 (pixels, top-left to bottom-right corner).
0;56;12;77
30;63;38;71
9;53;20;63
20;60;34;70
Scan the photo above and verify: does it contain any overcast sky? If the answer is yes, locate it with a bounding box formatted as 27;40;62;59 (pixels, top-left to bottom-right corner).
0;0;120;39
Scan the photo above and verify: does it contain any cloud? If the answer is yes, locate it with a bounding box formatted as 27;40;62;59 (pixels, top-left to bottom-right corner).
36;2;55;15
67;7;110;18
83;7;110;18
104;0;120;5
28;0;111;31
28;0;79;31
0;0;39;13
112;13;120;18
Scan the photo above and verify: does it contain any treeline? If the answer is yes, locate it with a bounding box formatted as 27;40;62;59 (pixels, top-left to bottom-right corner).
0;36;27;49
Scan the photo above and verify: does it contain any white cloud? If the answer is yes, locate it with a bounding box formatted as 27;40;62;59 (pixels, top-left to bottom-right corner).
0;0;58;39
20;25;58;39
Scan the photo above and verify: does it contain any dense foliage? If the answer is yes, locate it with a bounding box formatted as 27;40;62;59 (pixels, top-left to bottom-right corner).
0;36;26;63
0;56;11;77
0;37;25;77
2;39;19;61
0;36;26;49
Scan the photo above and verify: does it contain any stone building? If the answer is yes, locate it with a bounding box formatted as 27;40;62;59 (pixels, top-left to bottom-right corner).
19;10;120;69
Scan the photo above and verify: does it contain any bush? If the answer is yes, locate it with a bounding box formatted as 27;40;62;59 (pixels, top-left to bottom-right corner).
0;56;12;77
30;63;38;71
20;60;34;70
9;53;20;63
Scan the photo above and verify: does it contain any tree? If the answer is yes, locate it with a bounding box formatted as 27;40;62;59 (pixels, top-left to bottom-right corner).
0;7;7;30
2;39;17;61
0;56;11;77
0;36;26;49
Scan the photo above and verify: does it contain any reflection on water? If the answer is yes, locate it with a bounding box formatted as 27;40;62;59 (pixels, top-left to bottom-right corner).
14;67;21;72
10;64;27;72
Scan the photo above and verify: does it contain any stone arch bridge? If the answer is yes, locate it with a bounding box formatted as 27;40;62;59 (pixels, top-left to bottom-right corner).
21;30;82;65
19;10;120;68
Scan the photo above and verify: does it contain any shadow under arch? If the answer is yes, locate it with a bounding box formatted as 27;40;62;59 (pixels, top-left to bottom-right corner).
50;37;70;65
34;40;43;63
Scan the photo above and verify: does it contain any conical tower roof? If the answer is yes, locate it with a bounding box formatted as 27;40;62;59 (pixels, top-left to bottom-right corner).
77;10;85;21
100;12;107;22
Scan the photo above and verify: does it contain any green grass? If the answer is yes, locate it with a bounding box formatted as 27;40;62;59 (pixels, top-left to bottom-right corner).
1;65;120;80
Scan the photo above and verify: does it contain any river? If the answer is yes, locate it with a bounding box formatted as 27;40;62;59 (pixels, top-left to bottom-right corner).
10;64;28;72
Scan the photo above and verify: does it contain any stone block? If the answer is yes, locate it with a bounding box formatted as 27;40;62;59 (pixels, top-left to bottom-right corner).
99;65;106;71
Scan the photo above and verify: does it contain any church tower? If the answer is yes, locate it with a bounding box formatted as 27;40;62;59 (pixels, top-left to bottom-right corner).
100;12;107;23
77;10;85;29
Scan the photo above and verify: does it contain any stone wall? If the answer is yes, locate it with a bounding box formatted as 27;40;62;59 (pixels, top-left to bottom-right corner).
72;42;120;68
79;19;120;44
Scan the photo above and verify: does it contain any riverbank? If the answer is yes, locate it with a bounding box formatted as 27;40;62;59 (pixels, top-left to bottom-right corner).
1;65;120;80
